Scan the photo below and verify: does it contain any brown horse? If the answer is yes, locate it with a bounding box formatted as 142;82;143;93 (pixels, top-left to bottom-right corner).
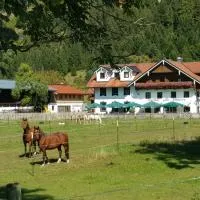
21;118;39;157
34;126;69;166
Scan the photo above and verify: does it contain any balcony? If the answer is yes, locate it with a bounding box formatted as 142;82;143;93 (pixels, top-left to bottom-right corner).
135;81;194;89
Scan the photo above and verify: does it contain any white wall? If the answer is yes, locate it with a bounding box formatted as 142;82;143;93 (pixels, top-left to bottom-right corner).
48;101;84;113
0;106;34;113
94;87;197;113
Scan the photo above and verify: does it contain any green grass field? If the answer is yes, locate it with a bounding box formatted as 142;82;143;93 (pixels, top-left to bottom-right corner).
1;117;200;200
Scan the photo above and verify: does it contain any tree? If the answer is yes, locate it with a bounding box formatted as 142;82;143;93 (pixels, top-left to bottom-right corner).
12;63;48;112
0;1;119;52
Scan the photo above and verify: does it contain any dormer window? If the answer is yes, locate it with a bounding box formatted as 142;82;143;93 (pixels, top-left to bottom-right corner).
100;72;105;79
124;72;129;78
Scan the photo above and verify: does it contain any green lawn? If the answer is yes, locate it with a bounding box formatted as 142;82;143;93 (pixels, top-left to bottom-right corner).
0;117;200;199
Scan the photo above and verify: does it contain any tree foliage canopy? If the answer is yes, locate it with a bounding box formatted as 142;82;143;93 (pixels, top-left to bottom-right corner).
1;0;200;83
12;63;48;111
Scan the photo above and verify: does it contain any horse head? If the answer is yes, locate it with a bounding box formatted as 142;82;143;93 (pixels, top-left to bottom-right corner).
21;118;30;131
34;126;44;141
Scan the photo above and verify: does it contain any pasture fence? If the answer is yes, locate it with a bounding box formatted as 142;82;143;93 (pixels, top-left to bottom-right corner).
0;116;199;151
0;112;200;121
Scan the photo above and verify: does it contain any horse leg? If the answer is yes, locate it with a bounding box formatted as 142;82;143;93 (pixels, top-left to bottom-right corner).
37;141;41;153
28;142;32;158
23;135;27;156
64;143;69;163
33;140;37;155
57;145;62;163
24;142;27;156
42;150;46;166
42;150;49;166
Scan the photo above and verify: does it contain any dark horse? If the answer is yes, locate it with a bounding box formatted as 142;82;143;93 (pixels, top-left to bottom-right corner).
21;118;39;157
34;126;69;166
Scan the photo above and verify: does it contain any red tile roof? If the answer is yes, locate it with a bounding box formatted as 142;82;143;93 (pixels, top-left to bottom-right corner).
87;63;154;88
87;60;200;88
49;84;85;95
87;88;94;95
166;60;200;83
87;75;132;88
182;62;200;74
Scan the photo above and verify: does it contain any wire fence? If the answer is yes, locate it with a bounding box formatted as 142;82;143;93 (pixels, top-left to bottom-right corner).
1;111;200;121
0;116;199;152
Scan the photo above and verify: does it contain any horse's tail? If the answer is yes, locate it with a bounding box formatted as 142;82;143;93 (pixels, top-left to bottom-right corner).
64;133;69;162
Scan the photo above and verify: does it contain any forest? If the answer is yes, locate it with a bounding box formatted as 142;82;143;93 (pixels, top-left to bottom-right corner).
0;0;200;109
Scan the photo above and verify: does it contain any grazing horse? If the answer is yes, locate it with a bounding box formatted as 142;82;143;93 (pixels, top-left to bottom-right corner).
87;114;102;124
34;126;69;166
75;114;85;124
21;118;39;157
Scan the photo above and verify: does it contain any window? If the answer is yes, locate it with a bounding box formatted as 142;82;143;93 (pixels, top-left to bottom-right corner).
100;102;106;112
114;72;120;79
112;88;118;96
100;88;106;96
160;76;164;82
184;106;190;112
171;91;176;98
58;105;71;112
157;92;162;99
100;72;105;79
184;91;189;98
124;72;129;78
124;87;130;95
145;92;151;99
197;91;200;98
52;106;54;111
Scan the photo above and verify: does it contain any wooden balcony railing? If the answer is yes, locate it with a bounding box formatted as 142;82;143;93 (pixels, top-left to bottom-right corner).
135;81;193;89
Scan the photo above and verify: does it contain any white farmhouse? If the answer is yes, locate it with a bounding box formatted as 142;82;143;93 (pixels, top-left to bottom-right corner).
48;84;86;113
87;59;200;114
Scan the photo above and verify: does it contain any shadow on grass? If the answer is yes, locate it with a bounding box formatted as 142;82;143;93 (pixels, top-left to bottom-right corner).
134;137;200;169
0;185;55;200
30;158;67;166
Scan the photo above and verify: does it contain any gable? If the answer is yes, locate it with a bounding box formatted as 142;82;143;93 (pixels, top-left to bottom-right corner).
152;64;174;73
129;59;200;86
96;67;107;73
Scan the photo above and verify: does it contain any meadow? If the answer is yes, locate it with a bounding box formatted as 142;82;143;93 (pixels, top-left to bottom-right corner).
0;116;200;200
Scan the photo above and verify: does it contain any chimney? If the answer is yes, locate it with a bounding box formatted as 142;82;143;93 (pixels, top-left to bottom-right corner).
177;57;183;62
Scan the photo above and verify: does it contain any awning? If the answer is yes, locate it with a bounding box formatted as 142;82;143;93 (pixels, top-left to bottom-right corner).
142;101;162;108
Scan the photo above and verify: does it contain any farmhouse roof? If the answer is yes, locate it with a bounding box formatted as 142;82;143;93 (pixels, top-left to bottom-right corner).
130;59;200;86
48;84;85;95
87;63;153;88
87;59;200;88
0;80;16;89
